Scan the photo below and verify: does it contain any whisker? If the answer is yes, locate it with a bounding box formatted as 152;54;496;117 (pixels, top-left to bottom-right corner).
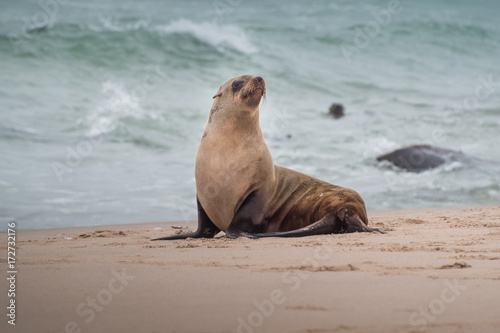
260;92;267;113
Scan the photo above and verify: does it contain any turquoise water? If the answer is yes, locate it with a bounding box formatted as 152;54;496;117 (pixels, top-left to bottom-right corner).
1;0;499;230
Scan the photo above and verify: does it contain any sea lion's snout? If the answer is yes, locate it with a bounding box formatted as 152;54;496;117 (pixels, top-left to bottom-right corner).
256;76;265;88
236;76;265;107
253;75;266;95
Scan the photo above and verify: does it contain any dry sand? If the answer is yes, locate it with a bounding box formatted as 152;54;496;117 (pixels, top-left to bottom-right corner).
1;206;500;333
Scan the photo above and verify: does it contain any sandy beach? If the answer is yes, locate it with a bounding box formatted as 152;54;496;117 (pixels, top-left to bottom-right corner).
2;206;500;333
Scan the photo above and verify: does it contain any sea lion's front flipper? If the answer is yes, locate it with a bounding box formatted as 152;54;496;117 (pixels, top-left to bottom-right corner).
151;199;220;241
225;191;268;239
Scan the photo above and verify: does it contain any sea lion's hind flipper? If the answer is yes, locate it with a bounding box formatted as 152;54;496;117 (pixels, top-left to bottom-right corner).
151;199;220;241
338;208;386;234
250;209;386;238
250;216;338;238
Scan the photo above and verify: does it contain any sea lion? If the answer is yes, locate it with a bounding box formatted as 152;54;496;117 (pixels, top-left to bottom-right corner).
328;103;345;119
152;75;383;240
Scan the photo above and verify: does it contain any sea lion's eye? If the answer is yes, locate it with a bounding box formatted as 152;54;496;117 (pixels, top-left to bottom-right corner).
232;81;244;92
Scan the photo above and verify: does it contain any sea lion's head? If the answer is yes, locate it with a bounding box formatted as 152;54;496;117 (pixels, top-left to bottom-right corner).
212;75;266;113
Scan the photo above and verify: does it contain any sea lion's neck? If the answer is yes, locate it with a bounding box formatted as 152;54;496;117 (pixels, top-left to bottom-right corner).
206;107;262;139
231;110;261;136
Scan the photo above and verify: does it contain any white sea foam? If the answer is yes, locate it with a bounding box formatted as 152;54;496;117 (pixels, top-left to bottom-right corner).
85;81;145;137
88;16;150;32
157;19;257;54
361;137;400;159
43;198;77;204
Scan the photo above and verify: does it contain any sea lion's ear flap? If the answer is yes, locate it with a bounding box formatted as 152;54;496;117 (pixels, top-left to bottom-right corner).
213;92;222;99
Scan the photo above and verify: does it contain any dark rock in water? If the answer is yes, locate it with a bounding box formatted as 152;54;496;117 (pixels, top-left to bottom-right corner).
329;103;345;119
376;145;456;172
377;145;500;173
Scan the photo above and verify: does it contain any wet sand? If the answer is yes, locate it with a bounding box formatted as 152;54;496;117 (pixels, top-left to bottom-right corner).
1;206;499;333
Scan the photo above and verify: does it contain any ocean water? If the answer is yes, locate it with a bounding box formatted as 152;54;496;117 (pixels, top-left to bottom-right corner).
1;0;499;230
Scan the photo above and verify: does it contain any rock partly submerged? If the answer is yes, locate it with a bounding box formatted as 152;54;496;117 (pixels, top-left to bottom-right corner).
377;145;451;172
376;144;498;173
